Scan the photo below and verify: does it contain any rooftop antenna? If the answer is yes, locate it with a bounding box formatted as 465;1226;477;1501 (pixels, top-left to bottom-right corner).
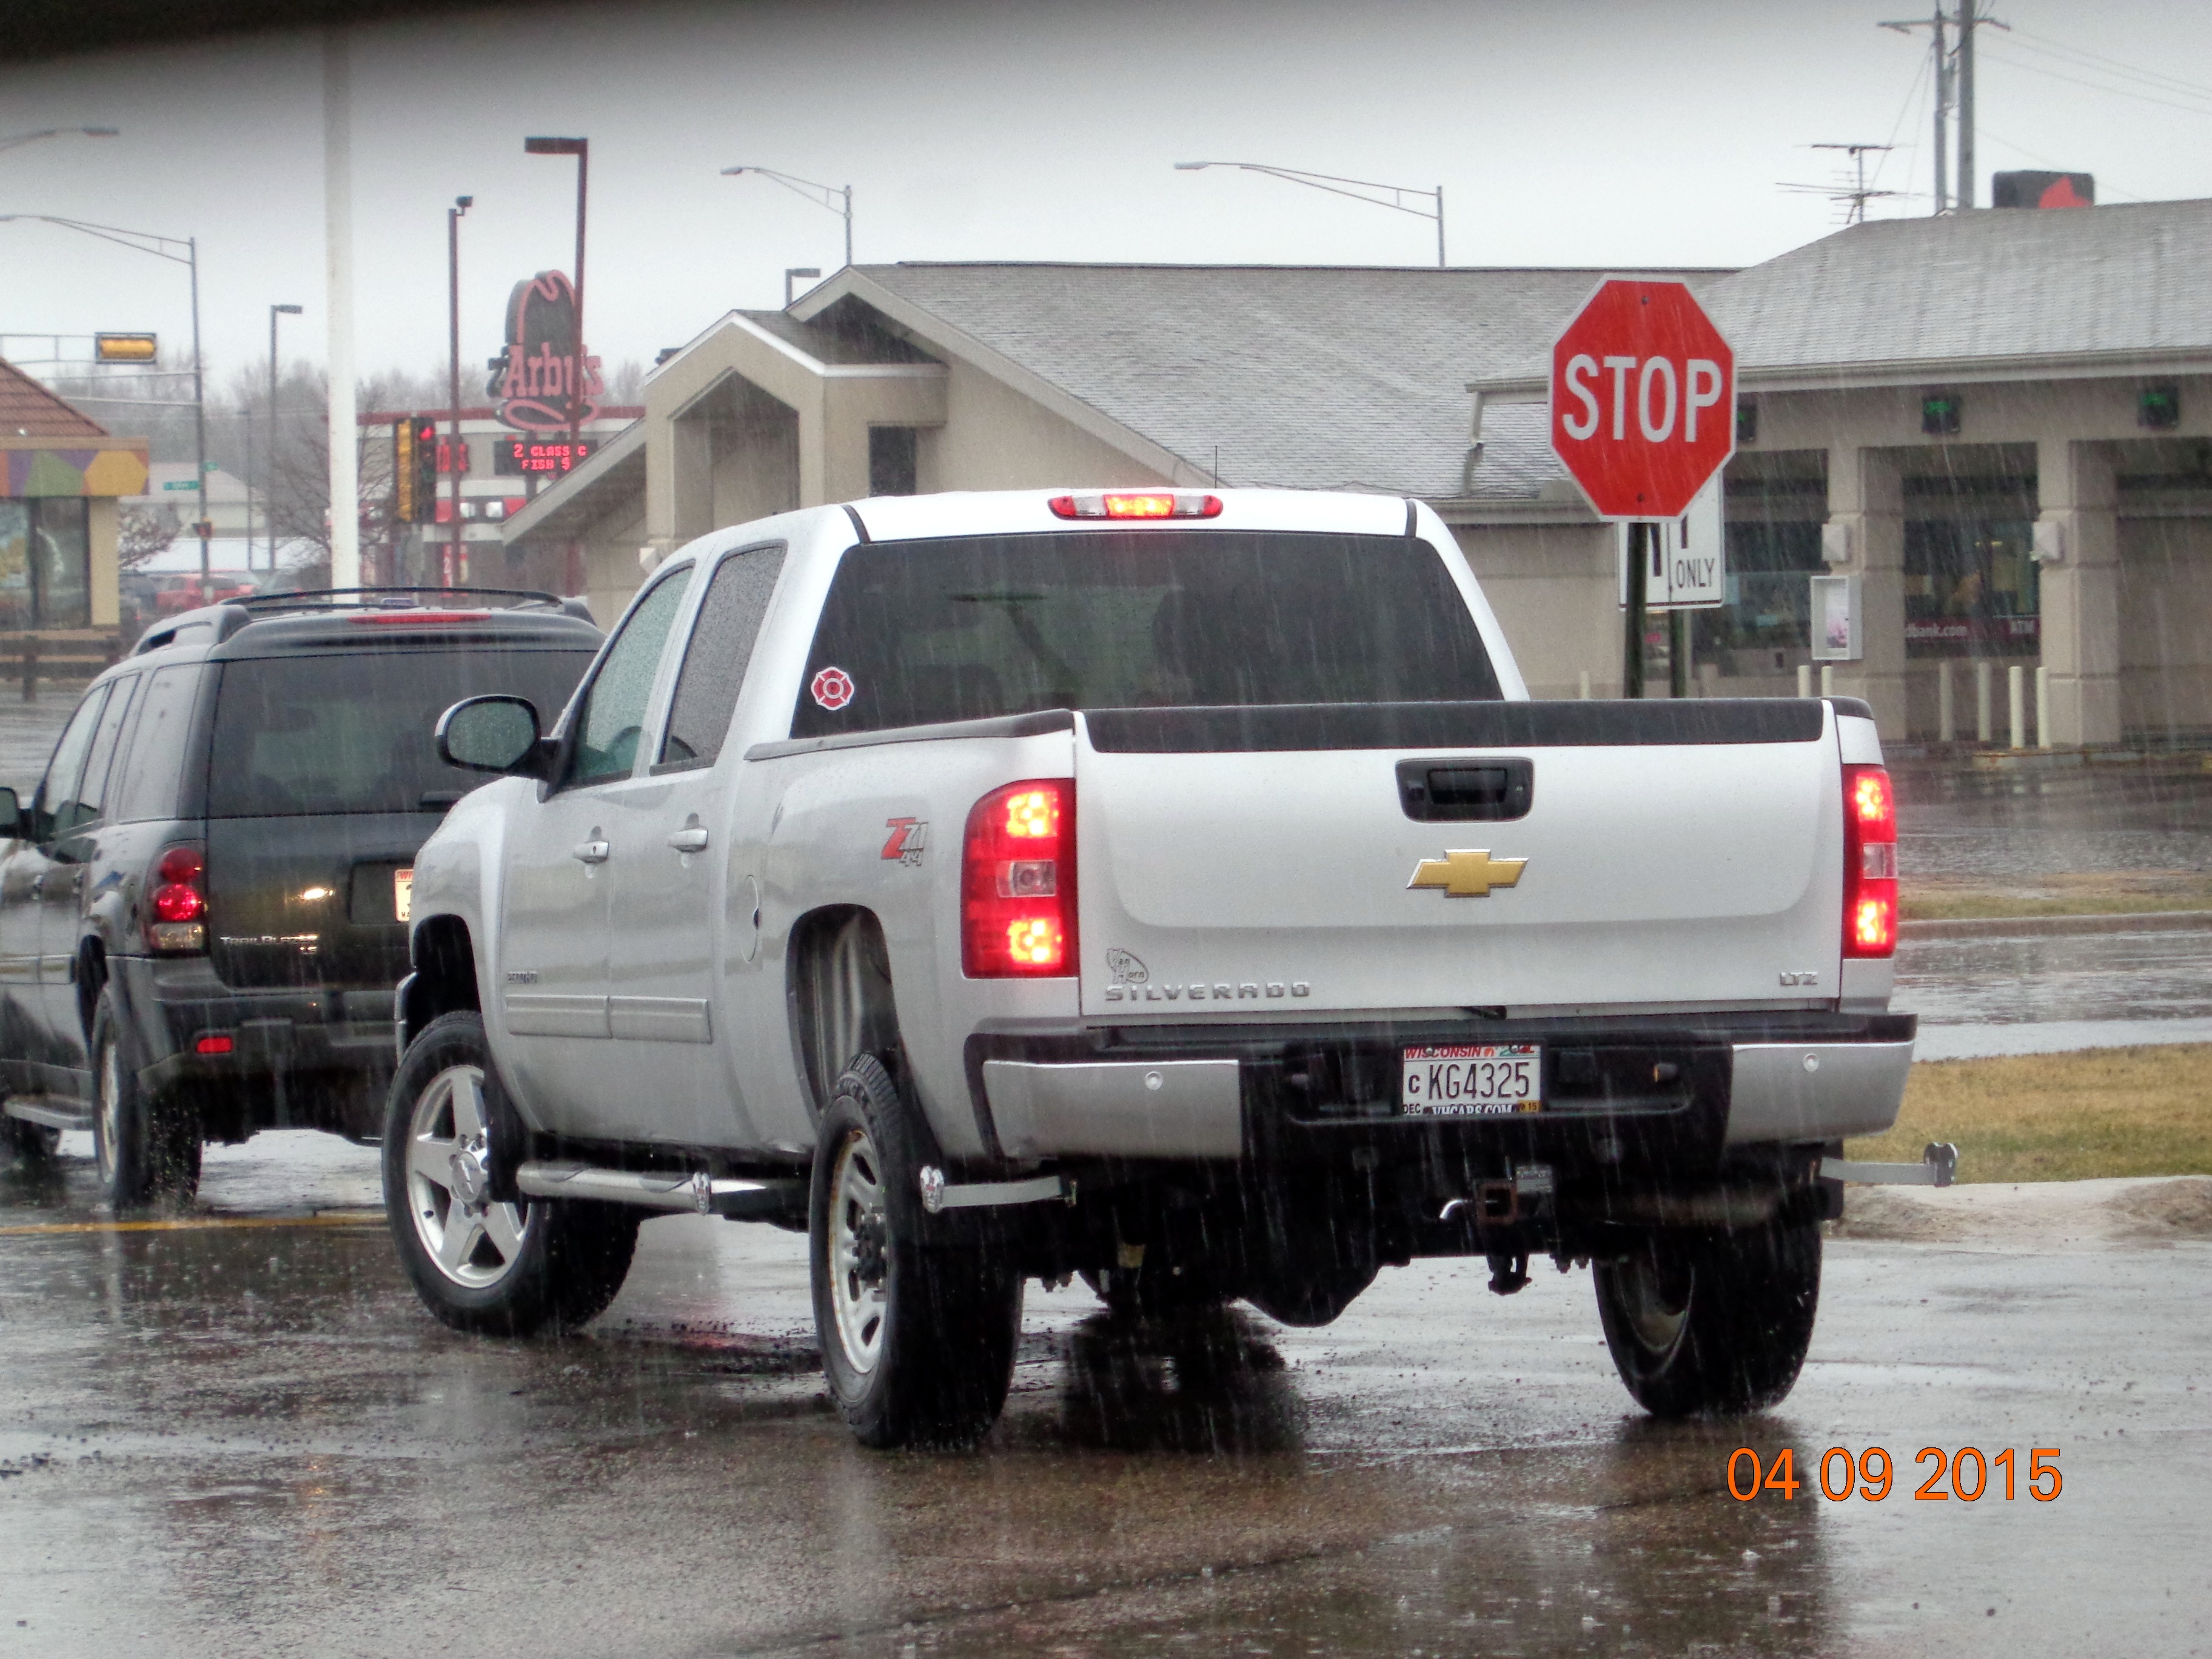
1780;142;1902;224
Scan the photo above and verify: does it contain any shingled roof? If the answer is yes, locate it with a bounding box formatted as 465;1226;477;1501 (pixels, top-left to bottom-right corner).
843;264;1726;500
0;360;107;440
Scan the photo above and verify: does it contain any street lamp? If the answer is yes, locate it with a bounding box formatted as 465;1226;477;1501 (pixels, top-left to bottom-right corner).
0;213;211;583
267;303;304;574
525;136;587;595
723;167;853;268
447;195;472;592
784;266;821;307
0;126;119;155
1175;161;1447;267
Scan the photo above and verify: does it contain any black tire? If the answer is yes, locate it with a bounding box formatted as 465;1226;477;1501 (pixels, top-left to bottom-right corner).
1;1111;61;1167
809;1053;1023;1449
1594;1219;1822;1417
91;988;199;1208
383;1011;638;1336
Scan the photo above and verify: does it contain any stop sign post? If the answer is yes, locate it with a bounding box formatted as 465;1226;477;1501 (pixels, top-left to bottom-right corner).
1549;278;1735;697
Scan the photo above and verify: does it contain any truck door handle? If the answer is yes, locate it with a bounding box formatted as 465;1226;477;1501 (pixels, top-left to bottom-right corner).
571;839;611;865
666;826;710;854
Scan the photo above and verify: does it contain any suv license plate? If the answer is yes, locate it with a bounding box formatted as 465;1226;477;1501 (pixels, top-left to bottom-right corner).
1401;1044;1542;1116
394;868;414;924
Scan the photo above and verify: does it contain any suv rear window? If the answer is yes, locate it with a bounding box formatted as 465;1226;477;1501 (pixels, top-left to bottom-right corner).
791;531;1500;737
207;647;594;817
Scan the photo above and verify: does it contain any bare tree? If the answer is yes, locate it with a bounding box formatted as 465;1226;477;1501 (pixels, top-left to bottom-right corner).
117;503;182;571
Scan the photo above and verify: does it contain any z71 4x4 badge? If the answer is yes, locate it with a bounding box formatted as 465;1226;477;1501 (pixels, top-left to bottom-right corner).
880;818;928;866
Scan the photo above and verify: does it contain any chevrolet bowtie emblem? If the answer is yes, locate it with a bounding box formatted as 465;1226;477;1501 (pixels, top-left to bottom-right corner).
1408;849;1528;898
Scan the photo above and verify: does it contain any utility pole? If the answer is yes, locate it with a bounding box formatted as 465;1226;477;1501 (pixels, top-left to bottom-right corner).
1879;10;1952;213
449;196;472;592
1956;0;1976;209
324;28;360;588
269;302;302;575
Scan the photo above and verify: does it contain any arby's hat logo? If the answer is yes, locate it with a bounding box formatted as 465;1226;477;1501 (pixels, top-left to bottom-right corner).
810;666;856;710
487;270;604;434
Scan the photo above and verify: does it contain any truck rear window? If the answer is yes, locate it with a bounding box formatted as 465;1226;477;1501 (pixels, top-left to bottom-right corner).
791;531;1500;736
207;648;595;817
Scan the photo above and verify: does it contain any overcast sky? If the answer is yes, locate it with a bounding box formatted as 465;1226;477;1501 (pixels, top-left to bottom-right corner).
4;0;2210;392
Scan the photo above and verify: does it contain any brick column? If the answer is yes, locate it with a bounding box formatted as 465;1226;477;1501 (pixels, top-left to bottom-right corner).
2036;439;2120;747
1824;446;1906;736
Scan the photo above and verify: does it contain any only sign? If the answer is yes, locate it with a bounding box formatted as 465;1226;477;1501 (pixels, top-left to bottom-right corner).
1549;278;1735;521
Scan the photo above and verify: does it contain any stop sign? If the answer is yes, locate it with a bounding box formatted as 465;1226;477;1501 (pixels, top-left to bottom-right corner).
1549;278;1735;520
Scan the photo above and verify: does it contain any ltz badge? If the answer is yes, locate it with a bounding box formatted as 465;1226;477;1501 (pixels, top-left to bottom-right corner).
1407;849;1528;898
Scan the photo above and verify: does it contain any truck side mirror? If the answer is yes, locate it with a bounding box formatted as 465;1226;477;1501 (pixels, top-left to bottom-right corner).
0;786;18;839
437;696;550;779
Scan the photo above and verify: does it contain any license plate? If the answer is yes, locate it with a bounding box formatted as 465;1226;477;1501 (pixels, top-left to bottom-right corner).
394;868;414;924
1401;1044;1542;1116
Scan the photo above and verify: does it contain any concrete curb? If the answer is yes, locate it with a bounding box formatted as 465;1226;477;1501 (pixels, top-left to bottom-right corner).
1900;910;2212;940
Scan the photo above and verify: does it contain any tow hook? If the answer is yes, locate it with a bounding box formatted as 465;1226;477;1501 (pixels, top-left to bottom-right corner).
1440;1162;1555;1228
1820;1141;1959;1188
1486;1252;1530;1296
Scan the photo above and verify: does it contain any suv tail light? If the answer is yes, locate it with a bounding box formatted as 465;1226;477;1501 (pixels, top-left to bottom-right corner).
1841;765;1897;957
147;843;209;953
962;780;1076;977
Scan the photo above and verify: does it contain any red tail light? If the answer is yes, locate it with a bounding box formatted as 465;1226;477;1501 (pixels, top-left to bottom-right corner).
147;843;209;953
962;780;1076;977
1048;491;1222;520
1842;765;1897;957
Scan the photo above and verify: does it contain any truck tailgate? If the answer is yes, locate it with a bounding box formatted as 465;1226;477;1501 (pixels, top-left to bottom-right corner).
1073;701;1844;1017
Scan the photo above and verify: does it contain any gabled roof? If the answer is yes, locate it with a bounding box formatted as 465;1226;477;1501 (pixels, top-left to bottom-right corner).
0;360;107;440
812;263;1728;500
1708;197;2212;383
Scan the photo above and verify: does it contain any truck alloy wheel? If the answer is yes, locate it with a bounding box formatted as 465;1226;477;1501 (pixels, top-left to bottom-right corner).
382;1011;639;1336
808;1053;1022;1449
1592;1219;1822;1418
403;1062;535;1290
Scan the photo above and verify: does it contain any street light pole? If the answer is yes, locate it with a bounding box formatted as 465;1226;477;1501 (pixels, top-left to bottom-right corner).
268;303;303;574
722;167;854;269
525;137;588;595
1174;161;1449;267
0;215;209;592
448;196;471;593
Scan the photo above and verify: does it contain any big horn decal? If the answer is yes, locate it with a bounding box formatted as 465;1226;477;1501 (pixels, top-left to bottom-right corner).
486;270;603;434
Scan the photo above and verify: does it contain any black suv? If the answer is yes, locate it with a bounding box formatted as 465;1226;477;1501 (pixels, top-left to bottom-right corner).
0;589;601;1204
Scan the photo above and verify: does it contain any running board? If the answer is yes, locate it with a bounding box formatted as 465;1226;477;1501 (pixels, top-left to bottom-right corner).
1820;1141;1959;1188
514;1161;805;1219
3;1097;93;1134
918;1165;1075;1213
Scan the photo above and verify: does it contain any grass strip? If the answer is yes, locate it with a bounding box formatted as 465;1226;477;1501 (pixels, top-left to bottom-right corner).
1849;1043;2212;1182
1902;871;2212;921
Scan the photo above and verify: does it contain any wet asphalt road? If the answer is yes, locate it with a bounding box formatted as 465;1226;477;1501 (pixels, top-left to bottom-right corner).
4;1136;2208;1658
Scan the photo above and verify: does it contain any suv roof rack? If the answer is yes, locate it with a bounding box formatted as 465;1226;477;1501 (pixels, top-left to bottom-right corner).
229;586;573;613
133;586;595;655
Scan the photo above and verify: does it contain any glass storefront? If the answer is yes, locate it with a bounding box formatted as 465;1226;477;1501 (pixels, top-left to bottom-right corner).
1902;474;2039;657
1695;471;1827;669
0;498;93;630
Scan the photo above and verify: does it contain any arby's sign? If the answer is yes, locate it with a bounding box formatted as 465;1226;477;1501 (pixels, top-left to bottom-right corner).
487;270;603;434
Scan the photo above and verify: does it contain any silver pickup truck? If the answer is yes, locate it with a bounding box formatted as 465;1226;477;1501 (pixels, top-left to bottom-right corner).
385;486;1917;1448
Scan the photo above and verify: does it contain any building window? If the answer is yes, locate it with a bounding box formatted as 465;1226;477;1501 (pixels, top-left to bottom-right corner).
1692;467;1826;668
0;498;92;631
868;427;918;497
1902;469;2039;657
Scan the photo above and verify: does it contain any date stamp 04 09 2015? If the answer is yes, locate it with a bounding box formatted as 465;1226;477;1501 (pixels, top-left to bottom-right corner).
1728;1447;2063;1504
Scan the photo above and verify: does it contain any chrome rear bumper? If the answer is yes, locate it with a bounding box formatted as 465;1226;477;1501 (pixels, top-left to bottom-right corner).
1724;1038;1915;1145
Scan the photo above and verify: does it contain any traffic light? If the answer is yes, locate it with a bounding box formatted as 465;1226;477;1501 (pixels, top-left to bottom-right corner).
392;417;439;523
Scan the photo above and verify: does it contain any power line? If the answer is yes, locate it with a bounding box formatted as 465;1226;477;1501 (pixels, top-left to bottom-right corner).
2003;24;2212;105
1976;43;2212;118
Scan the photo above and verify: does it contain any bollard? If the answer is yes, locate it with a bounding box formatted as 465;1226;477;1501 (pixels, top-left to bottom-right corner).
1819;665;1835;697
1975;659;1993;743
1577;668;1590;700
19;635;35;703
1938;660;1956;742
2008;665;2026;750
1797;663;1813;699
2036;665;2051;750
1697;660;1719;699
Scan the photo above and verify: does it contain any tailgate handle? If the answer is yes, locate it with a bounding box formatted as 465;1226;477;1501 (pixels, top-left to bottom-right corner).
1397;757;1533;822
